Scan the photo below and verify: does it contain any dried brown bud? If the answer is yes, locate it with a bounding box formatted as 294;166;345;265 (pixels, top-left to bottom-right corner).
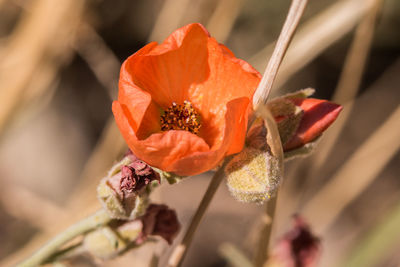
268;215;321;267
98;154;160;220
120;159;160;194
139;204;181;244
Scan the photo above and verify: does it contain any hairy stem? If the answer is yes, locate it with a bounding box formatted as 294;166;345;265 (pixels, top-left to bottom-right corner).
167;159;230;267
17;209;111;267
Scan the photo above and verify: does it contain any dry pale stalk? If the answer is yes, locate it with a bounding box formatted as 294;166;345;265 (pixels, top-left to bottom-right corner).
168;1;307;267
206;0;243;43
75;23;121;99
302;106;400;234
252;0;307;266
267;0;382;242
4;2;203;266
0;0;85;135
148;0;192;42
252;106;284;267
0;182;66;228
309;0;384;173
252;0;308;107
249;0;373;89
167;161;229;267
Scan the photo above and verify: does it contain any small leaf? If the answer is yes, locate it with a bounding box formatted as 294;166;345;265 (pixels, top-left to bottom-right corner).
281;87;315;99
284;137;320;161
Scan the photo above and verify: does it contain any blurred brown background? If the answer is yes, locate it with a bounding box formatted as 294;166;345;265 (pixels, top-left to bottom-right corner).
0;0;399;266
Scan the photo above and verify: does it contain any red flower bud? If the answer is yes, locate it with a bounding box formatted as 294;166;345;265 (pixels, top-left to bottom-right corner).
283;98;342;151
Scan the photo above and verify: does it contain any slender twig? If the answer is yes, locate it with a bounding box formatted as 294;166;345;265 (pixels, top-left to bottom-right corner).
43;242;85;264
167;159;230;267
308;0;383;174
253;105;284;267
250;0;373;88
17;209;111;267
148;0;192;42
219;242;253;267
251;0;307;265
271;0;383;243
206;0;243;43
254;194;278;267
0;0;85;136
166;0;306;260
252;0;308;107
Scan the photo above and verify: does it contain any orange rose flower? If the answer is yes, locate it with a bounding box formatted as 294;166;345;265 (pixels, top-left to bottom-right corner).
112;23;261;176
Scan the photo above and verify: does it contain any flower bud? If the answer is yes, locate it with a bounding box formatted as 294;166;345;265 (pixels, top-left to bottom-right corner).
268;88;342;154
83;204;180;260
225;147;280;204
226;105;283;204
266;215;321;267
97;154;160;220
84;221;143;260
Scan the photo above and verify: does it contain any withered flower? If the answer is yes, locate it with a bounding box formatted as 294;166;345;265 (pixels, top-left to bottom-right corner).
269;215;321;267
120;159;160;195
98;155;160;220
139;204;181;244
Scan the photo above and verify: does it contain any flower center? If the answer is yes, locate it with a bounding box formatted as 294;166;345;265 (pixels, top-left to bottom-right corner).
160;100;201;134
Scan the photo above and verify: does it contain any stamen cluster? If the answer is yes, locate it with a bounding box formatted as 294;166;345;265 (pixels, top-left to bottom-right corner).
160;100;201;134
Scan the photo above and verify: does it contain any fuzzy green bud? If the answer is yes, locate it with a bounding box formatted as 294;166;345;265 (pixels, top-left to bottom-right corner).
225;147;280;204
83;221;143;260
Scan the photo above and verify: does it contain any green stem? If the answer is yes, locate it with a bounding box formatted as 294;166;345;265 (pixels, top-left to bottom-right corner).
17;209;111;267
43;242;85;264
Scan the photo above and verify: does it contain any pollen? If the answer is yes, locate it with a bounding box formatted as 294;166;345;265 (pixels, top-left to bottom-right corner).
160;100;201;134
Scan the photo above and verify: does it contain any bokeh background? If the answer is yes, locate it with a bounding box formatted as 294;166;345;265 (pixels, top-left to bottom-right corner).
0;0;399;266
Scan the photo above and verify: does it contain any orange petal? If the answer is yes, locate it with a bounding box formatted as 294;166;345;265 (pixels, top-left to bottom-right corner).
170;97;251;176
188;33;260;148
124;23;210;109
283;98;343;150
113;98;250;176
113;101;210;172
113;23;261;176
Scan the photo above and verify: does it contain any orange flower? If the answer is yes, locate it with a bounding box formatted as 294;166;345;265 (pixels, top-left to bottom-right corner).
112;23;261;176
